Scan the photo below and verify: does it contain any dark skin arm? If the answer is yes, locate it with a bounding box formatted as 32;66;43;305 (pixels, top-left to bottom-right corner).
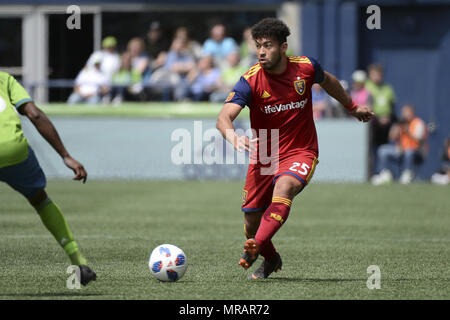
18;102;87;183
320;71;374;122
216;103;257;152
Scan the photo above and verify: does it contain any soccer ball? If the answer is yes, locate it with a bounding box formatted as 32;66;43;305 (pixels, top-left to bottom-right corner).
148;244;187;282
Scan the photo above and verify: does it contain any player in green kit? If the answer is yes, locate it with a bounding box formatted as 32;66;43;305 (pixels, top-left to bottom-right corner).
0;71;96;285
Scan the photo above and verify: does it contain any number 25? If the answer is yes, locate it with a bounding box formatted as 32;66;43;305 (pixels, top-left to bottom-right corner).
289;162;310;175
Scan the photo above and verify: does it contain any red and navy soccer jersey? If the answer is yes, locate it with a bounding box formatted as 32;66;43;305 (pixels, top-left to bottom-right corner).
226;56;324;162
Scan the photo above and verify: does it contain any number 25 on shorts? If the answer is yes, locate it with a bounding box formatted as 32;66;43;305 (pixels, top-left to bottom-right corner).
289;162;310;175
288;158;319;184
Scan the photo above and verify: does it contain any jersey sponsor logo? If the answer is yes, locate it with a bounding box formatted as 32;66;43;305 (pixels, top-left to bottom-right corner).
294;79;306;95
261;90;271;99
225;92;235;102
263;99;308;114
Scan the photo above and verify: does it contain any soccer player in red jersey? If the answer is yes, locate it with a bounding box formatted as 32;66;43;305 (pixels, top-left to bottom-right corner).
216;18;373;279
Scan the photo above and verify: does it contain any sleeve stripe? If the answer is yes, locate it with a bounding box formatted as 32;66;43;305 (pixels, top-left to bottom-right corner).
248;64;260;72
289;57;311;64
243;66;261;80
15;98;33;108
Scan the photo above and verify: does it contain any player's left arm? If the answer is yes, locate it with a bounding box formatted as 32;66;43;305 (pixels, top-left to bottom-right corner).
319;71;374;122
18;102;87;183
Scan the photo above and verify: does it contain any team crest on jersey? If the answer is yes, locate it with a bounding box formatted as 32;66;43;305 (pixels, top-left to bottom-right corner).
294;79;306;95
225;92;235;102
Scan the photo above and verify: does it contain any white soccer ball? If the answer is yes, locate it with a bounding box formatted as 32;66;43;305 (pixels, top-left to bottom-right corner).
148;244;187;282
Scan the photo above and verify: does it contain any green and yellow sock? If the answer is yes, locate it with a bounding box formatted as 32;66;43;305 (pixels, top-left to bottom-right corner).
35;198;87;266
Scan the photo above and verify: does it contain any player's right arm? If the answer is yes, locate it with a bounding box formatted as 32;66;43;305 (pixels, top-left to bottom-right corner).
216;76;256;152
216;103;254;152
17;102;87;183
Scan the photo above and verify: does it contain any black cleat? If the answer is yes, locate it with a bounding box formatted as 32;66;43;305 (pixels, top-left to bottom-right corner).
249;253;282;279
78;265;97;286
239;239;260;269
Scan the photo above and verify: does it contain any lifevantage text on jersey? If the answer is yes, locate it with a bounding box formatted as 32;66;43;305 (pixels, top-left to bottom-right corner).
263;99;308;114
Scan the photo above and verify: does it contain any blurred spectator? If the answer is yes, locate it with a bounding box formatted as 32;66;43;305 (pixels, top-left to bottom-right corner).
202;24;238;69
239;27;257;68
209;51;247;103
350;70;372;109
146;21;170;71
67;57;109;104
150;37;195;101
179;55;221;101
126;37;151;97
86;36;121;83
431;137;450;185
327;80;349;118
109;52;142;105
371;104;428;185
164;37;196;75
174;27;202;61
365;63;397;174
311;84;328;120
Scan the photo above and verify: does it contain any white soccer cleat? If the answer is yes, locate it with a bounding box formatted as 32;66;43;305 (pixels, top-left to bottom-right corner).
371;169;393;185
399;169;414;184
431;173;450;185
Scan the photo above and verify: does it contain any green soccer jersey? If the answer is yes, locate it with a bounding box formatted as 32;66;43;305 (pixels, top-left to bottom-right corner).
365;79;396;117
0;71;33;168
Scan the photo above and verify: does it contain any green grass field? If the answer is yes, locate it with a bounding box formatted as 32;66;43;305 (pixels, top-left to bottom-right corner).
0;180;449;300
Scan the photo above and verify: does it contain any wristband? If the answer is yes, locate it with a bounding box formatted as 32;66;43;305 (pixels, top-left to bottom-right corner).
344;100;358;112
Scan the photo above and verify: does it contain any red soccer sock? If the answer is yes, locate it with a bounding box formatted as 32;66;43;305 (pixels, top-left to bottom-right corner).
255;197;292;260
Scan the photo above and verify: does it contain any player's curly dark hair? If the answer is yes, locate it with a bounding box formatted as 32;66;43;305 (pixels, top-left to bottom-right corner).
251;18;291;45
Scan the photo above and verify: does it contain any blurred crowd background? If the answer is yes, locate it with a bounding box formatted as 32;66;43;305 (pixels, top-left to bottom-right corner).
64;22;449;185
66;23;259;105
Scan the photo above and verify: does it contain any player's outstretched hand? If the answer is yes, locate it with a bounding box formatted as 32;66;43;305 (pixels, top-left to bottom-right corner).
234;135;258;153
350;106;374;123
63;156;88;183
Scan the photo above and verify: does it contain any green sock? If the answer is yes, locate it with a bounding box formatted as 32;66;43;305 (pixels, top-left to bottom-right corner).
36;198;87;266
